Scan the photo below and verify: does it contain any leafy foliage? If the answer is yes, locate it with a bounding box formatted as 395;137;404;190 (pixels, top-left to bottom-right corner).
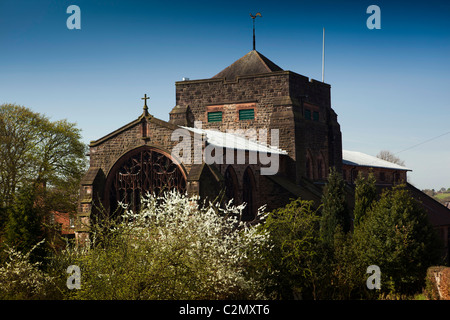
353;185;443;296
353;171;377;226
0;103;87;253
259;198;321;299
0;240;62;299
4;185;44;261
319;167;351;247
58;191;272;300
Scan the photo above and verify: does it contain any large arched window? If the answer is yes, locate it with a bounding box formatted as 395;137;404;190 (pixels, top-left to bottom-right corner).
242;167;256;221
105;146;186;215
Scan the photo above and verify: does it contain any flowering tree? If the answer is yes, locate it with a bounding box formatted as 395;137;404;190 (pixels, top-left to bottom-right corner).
0;240;61;299
68;191;272;300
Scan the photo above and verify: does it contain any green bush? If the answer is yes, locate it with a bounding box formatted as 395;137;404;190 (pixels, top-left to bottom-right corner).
0;240;63;299
53;191;272;300
258;198;324;299
353;185;443;296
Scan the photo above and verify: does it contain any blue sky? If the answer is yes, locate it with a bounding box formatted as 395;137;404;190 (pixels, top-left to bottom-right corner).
1;0;449;190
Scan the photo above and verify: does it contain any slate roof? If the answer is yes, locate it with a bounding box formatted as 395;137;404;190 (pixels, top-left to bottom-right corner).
212;50;283;80
181;126;288;155
343;150;411;171
406;183;450;227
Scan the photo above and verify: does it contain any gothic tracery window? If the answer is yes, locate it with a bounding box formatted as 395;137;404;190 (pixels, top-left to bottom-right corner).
106;147;186;215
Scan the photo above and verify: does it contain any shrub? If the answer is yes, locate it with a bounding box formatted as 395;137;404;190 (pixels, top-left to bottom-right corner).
258;198;322;299
0;240;62;299
63;191;272;300
353;185;443;296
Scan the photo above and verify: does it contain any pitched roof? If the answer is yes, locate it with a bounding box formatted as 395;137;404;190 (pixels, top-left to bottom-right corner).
181;126;288;155
90;111;178;147
212;50;283;80
342;150;411;171
406;183;450;227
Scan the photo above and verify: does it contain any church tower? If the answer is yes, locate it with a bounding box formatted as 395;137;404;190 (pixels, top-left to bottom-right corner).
171;50;343;184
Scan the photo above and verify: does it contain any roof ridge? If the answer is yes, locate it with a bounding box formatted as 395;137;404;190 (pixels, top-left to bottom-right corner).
253;50;275;73
253;50;282;72
212;50;283;80
342;150;411;171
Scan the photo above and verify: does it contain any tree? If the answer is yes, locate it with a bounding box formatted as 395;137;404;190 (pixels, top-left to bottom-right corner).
259;198;321;299
376;150;405;166
4;185;44;262
61;191;272;300
319;167;351;247
0;103;87;250
353;185;443;296
0;104;44;208
0;103;87;209
353;171;377;226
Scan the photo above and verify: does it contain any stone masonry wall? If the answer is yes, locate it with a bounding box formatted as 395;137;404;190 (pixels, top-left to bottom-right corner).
176;71;342;183
89;118;197;178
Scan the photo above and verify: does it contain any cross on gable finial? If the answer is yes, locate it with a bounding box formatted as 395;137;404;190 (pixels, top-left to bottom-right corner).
141;94;149;116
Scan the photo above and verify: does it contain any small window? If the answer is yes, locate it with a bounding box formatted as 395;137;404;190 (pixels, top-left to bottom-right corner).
239;109;255;120
207;111;222;122
305;109;311;120
379;172;385;182
313;111;319;122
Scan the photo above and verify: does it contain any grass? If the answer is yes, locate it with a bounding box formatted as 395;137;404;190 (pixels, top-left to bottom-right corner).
413;293;427;300
434;193;450;203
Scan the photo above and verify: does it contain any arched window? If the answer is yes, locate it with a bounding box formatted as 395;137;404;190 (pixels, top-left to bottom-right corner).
318;159;323;179
306;153;313;180
242;167;256;221
105;146;186;215
317;153;327;180
224;165;239;205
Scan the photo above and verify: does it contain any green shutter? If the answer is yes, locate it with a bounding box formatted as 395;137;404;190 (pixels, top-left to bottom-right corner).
239;109;255;120
208;111;222;122
313;111;319;121
304;109;311;120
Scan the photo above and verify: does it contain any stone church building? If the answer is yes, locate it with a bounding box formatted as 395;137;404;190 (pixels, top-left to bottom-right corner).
75;50;450;259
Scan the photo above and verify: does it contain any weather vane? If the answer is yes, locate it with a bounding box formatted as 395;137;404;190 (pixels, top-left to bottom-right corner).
250;12;262;51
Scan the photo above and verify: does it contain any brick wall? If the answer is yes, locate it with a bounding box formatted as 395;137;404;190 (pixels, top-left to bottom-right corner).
342;164;408;185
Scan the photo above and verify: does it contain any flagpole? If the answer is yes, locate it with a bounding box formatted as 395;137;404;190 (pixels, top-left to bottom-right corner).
322;27;325;82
